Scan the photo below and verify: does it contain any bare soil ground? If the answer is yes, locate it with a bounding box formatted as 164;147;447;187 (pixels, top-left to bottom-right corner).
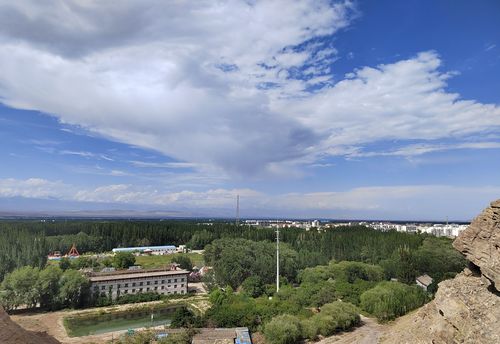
316;316;385;344
11;297;208;344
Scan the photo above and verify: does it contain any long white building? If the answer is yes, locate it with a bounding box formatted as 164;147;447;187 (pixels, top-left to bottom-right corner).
89;267;189;300
112;245;177;255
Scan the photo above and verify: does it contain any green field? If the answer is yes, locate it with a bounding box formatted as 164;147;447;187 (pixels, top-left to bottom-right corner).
135;253;204;269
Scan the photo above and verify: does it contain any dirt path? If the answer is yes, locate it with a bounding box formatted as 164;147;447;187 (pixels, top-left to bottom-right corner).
11;297;208;344
316;316;385;344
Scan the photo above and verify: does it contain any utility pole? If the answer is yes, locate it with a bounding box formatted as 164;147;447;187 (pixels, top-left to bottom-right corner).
276;227;280;293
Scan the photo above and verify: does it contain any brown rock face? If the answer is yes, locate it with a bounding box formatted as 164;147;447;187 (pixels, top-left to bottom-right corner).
453;200;500;291
0;306;60;344
382;200;500;344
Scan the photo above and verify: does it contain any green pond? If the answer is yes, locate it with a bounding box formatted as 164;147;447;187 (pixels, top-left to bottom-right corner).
64;305;183;337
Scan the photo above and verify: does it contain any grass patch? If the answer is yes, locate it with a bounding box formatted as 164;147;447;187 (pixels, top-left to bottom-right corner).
135;253;204;269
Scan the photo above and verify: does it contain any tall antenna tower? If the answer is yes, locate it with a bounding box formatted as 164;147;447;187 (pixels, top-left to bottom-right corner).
276;228;280;293
236;194;240;226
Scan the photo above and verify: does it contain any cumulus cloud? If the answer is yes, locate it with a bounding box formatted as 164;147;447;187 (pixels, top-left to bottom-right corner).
0;178;71;199
0;1;499;177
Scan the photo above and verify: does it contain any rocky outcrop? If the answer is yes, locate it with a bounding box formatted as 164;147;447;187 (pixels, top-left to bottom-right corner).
0;306;60;344
453;200;500;290
382;200;500;344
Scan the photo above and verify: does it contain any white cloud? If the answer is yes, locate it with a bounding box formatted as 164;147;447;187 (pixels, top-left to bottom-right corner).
130;161;199;169
485;44;496;52
0;177;498;220
0;2;499;178
0;178;71;199
73;183;261;208
350;141;500;158
285;52;500;154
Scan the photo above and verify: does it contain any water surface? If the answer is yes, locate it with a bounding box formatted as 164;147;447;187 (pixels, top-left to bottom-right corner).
65;305;183;337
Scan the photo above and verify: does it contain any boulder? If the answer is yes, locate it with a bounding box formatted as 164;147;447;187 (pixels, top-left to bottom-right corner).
453;200;500;290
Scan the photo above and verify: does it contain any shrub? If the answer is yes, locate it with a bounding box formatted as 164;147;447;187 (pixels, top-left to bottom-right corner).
264;314;302;344
360;281;428;321
241;276;265;298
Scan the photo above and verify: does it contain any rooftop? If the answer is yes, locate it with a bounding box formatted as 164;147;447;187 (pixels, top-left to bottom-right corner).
112;245;176;252
416;274;434;286
89;268;189;282
191;328;252;344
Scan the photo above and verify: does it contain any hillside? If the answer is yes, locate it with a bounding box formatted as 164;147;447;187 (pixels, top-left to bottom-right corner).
0;306;60;344
381;200;500;344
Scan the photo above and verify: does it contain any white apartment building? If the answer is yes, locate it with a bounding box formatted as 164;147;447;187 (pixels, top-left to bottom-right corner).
89;268;189;300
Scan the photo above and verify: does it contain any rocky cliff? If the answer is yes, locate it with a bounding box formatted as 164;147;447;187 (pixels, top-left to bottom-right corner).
0;306;61;344
453;200;500;291
381;200;500;344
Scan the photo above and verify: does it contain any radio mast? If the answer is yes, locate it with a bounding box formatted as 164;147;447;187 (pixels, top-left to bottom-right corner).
276;227;280;293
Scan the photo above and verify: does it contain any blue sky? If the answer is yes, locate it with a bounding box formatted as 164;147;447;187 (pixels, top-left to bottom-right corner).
0;0;499;220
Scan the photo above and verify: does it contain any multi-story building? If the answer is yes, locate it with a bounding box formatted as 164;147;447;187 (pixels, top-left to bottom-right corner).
89;267;189;300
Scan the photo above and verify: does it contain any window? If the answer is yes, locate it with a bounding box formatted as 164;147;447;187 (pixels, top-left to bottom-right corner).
147;281;150;286
168;279;171;283
101;286;105;290
174;285;177;288
124;290;128;294
125;283;128;287
181;284;184;287
139;282;143;286
161;286;164;290
132;289;135;293
147;287;149;291
154;280;158;285
174;278;177;282
154;287;158;291
117;284;121;288
161;280;165;284
132;282;136;287
140;288;143;292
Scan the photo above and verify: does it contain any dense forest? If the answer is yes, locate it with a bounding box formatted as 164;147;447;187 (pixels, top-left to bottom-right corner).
0;220;442;281
0;220;465;285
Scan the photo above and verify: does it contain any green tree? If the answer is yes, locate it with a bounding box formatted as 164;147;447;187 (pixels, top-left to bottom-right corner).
59;257;71;271
0;266;40;309
264;314;302;344
360;281;428;321
59;270;90;308
204;238;299;289
112;252;136;269
396;246;417;284
172;254;193;271
37;265;63;310
241;276;264;298
170;308;196;328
